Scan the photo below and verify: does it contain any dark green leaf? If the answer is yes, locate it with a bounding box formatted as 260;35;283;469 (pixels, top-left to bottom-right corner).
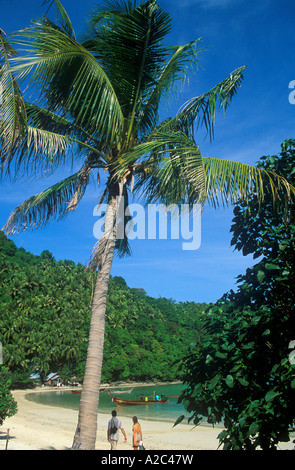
257;270;265;283
208;374;221;390
265;390;280;402
173;415;185;427
248;422;260;436
225;374;234;388
265;263;280;270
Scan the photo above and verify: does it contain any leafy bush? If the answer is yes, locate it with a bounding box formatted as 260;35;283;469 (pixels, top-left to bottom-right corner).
0;367;17;425
179;140;295;450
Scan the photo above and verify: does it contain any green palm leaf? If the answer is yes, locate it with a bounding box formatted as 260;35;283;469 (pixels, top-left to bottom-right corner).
42;0;76;39
116;131;295;211
3;116;105;179
2;164;91;234
115;131;205;206
9;18;124;143
84;0;172;144
24;102;91;142
24;102;106;162
2;125;76;178
137;39;202;136
203;156;295;209
158;65;247;140
0;29;27;163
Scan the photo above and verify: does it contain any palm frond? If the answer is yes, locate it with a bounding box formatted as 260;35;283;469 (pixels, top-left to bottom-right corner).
115;131;205;206
158;65;247;140
42;0;76;39
116;130;295;213
25;102;107;164
88;0;138;21
137;39;202;136
117;130;199;166
84;0;172;144
203;156;295;210
3;119;105;179
24;101;99;147
0;30;27;165
2;125;71;178
9;18;124;143
2;164;91;234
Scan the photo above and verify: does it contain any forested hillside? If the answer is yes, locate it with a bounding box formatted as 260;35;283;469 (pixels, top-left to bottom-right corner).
0;232;207;385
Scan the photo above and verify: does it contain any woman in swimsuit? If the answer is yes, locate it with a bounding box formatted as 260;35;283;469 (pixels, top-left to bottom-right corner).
132;416;142;450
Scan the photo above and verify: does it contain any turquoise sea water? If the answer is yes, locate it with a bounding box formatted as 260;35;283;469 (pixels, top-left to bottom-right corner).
26;384;190;424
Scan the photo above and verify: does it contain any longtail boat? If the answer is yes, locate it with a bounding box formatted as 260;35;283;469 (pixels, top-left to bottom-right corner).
108;390;168;407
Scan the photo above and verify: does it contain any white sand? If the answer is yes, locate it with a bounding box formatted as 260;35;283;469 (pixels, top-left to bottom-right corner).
1;387;221;451
1;387;294;451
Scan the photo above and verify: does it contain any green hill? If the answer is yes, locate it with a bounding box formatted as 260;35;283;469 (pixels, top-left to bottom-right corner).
0;232;207;385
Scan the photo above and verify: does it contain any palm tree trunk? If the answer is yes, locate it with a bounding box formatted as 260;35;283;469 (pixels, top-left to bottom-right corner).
72;194;117;450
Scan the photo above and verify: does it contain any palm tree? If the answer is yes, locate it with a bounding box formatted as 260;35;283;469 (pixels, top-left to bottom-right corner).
1;0;294;449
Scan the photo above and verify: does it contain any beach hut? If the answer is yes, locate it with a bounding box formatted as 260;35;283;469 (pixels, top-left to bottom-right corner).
44;373;63;387
68;375;81;386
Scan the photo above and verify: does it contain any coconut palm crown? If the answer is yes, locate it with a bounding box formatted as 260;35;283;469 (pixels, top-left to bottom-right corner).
1;0;294;450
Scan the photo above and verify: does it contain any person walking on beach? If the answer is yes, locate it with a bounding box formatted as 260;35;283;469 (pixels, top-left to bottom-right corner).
132;416;143;450
107;410;127;450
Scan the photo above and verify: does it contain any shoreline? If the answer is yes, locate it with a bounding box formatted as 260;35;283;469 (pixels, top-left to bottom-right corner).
24;381;205;427
1;385;222;451
1;385;294;451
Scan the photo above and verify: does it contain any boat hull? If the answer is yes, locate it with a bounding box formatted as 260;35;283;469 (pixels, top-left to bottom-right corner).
112;396;168;407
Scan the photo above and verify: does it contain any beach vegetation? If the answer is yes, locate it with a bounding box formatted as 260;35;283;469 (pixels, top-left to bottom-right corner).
179;139;295;450
0;367;18;425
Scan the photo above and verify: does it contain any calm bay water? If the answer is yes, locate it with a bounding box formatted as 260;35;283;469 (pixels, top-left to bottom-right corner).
26;384;191;424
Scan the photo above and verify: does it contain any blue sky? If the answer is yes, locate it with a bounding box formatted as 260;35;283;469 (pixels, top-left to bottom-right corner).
1;0;295;303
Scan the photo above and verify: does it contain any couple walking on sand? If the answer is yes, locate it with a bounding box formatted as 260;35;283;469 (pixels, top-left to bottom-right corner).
107;410;143;450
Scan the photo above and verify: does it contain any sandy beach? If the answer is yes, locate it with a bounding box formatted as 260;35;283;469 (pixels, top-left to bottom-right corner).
1;387;294;451
1;386;221;451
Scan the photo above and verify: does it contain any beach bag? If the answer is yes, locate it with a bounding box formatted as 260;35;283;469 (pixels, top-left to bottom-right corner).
110;418;118;435
139;441;145;450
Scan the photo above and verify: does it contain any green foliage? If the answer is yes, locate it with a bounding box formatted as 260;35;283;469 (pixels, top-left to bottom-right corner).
0;231;206;384
102;279;207;382
179;139;295;450
0;367;17;425
0;231;90;380
180;305;294;449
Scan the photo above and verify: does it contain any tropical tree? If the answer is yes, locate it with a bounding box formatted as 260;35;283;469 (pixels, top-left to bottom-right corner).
179;139;295;449
0;0;294;449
